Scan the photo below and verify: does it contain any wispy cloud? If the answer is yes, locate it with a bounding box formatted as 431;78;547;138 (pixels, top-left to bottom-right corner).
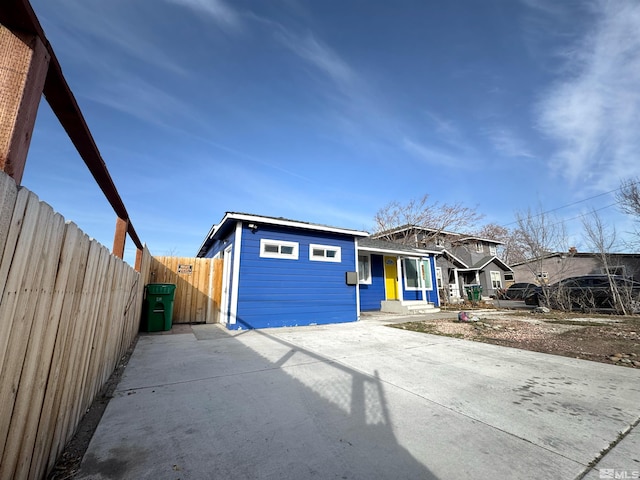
53;0;186;75
533;0;640;188
164;0;243;32
402;138;464;167
424;111;463;144
276;30;357;91
84;72;196;130
484;127;535;159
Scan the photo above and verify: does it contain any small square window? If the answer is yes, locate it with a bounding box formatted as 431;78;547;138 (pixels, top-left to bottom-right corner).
264;244;279;253
309;244;341;262
260;239;299;259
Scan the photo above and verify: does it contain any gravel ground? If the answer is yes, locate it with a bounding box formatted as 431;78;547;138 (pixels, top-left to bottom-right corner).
391;308;640;368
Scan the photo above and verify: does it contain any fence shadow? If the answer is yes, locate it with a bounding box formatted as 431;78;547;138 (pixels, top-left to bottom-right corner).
76;324;439;479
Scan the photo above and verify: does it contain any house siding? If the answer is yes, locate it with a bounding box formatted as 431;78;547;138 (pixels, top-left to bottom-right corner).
359;254;385;311
234;224;358;329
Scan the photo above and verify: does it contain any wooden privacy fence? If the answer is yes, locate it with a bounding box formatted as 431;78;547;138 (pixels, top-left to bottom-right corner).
0;171;152;480
149;256;222;324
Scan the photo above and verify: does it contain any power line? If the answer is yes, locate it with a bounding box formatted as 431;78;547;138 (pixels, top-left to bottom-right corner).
502;180;639;228
545;202;619;229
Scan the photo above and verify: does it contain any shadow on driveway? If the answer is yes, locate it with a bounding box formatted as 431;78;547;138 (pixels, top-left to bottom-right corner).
76;324;437;479
76;319;640;479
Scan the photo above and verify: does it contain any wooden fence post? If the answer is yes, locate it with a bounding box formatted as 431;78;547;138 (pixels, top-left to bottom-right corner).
0;25;50;185
134;247;143;272
112;217;128;259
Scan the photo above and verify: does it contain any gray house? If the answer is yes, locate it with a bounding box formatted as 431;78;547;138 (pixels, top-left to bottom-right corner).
511;251;640;285
373;225;513;303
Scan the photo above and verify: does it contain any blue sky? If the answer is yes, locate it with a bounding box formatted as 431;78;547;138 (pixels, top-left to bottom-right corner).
23;0;640;264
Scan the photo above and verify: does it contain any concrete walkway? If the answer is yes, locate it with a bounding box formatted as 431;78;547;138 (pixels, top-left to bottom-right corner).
76;315;640;480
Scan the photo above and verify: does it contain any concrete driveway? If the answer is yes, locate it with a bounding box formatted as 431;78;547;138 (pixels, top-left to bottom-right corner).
77;315;640;480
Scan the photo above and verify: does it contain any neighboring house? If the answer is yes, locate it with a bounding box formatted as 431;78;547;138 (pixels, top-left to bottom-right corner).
373;225;513;302
196;213;439;330
511;252;640;285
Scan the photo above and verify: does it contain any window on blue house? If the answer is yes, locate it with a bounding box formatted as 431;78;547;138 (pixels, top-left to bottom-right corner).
403;258;433;291
358;254;371;284
403;258;420;290
309;244;341;262
260;239;299;259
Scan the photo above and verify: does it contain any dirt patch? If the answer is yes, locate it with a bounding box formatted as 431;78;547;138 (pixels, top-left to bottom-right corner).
390;311;640;367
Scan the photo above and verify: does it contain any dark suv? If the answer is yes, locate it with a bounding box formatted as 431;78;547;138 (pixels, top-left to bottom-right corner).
525;275;640;312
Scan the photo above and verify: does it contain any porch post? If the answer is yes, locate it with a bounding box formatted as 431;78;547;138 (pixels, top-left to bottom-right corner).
421;258;427;303
0;25;50;185
397;257;404;302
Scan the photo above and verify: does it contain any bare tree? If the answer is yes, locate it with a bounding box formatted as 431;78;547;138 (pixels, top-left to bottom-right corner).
617;177;640;248
581;209;628;314
617;177;640;217
474;223;526;265
514;206;570;306
373;194;484;245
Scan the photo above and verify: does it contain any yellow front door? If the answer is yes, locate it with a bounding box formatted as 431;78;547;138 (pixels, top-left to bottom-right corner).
384;256;399;300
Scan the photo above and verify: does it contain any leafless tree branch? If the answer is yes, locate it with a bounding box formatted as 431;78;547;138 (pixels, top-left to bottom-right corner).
373;194;484;245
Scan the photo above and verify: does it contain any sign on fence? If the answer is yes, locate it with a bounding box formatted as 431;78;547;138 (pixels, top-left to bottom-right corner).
177;264;193;275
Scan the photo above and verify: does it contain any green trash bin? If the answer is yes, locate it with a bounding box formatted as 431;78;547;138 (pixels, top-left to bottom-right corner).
142;283;177;332
465;285;483;302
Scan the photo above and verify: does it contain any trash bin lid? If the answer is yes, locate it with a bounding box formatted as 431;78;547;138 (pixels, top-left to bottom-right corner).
146;283;176;294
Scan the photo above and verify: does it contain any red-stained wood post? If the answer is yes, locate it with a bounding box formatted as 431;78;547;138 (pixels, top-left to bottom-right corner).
134;247;143;272
0;25;50;185
113;217;128;259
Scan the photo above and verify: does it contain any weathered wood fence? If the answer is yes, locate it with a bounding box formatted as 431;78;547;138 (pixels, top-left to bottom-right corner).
0;172;152;480
149;256;222;324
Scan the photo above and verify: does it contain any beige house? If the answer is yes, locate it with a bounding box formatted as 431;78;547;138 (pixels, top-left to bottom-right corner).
511;252;640;285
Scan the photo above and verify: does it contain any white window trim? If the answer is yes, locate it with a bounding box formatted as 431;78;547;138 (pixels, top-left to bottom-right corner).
435;266;443;289
259;239;299;259
537;271;548;279
309;244;341;263
475;242;483;253
403;258;422;291
489;245;497;256
421;258;434;291
358;253;372;284
490;270;502;289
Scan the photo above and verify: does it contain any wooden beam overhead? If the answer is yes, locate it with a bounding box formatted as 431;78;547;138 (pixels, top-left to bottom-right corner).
0;0;143;250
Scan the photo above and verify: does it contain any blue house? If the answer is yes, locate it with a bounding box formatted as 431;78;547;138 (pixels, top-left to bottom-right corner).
196;213;439;330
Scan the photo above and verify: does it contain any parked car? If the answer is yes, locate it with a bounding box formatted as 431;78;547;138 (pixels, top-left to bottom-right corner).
497;282;537;300
524;275;640;312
